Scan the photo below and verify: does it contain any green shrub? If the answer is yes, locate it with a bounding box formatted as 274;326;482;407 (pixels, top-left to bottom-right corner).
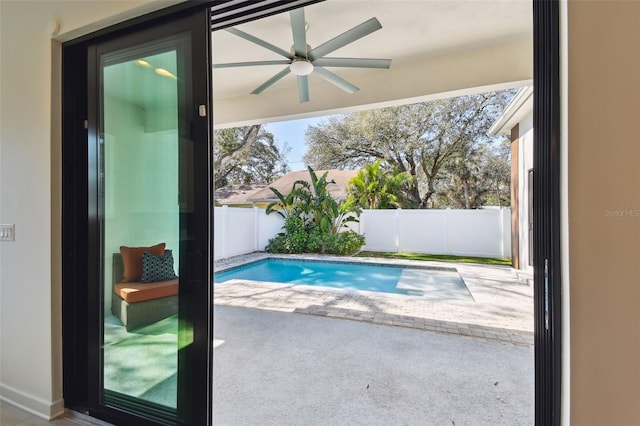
333;231;366;255
267;227;365;256
264;166;366;255
306;228;333;253
265;216;309;254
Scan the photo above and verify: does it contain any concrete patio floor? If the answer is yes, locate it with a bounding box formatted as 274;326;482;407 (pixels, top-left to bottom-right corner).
214;254;534;424
213;305;534;425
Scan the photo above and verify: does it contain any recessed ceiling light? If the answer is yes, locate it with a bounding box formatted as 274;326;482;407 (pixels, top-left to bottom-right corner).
135;59;151;68
154;68;177;80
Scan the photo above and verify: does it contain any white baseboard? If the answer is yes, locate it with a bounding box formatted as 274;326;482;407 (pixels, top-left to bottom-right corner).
0;383;64;420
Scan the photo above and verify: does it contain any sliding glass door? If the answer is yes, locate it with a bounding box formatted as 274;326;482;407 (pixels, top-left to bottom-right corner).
99;35;186;413
63;7;212;425
63;3;323;424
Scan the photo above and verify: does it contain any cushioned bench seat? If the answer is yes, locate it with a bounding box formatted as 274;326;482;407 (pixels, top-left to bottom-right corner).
111;247;179;330
114;279;179;303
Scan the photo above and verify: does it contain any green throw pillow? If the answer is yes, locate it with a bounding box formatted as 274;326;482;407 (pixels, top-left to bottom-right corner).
141;250;178;283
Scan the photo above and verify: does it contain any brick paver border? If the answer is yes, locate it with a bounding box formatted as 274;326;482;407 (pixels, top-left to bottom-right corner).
293;305;534;345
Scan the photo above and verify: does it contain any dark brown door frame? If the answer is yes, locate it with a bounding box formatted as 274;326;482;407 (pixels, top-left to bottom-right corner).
63;3;215;425
533;1;562;425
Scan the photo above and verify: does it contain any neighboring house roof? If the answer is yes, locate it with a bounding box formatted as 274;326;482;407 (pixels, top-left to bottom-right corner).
247;169;359;202
214;183;268;205
488;86;534;136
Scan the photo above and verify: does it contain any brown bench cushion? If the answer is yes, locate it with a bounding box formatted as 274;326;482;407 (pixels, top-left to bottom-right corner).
114;279;179;303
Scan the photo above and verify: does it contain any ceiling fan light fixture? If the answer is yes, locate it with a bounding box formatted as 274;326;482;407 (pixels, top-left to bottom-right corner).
290;58;314;76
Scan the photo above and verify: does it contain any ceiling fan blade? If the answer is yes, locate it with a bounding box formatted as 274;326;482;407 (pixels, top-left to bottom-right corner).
313;67;359;94
226;27;293;59
297;75;309;103
290;8;307;57
308;17;382;60
312;57;391;69
213;60;291;69
251;67;291;95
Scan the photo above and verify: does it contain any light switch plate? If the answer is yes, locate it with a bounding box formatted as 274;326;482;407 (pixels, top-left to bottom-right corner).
0;224;15;241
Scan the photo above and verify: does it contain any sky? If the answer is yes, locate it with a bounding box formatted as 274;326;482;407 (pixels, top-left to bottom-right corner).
263;116;328;172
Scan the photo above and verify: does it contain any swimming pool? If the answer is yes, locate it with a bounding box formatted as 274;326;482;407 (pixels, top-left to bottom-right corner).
214;258;473;301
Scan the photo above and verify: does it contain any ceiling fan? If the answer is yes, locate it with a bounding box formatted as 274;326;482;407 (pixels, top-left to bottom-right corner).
213;8;391;103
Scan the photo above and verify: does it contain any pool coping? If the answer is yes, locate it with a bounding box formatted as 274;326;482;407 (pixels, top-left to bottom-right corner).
214;252;534;346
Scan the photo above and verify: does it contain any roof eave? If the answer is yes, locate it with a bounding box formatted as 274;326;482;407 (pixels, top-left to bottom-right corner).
488;86;534;136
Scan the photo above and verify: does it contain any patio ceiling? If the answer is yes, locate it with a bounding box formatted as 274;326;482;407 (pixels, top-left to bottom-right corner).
212;0;533;127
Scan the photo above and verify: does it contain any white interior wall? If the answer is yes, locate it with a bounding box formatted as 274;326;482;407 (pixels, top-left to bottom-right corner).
0;0;182;419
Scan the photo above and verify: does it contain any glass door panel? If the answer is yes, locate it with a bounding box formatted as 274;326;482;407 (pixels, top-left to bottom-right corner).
60;5;211;425
100;44;181;410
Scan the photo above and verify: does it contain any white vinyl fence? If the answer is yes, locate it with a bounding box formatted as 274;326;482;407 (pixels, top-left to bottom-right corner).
359;208;511;258
213;206;511;260
213;206;283;260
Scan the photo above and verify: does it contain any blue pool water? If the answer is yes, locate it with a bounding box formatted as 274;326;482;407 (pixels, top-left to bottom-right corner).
215;259;472;300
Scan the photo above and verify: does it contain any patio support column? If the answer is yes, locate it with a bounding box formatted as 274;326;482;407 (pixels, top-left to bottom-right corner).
511;124;520;269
